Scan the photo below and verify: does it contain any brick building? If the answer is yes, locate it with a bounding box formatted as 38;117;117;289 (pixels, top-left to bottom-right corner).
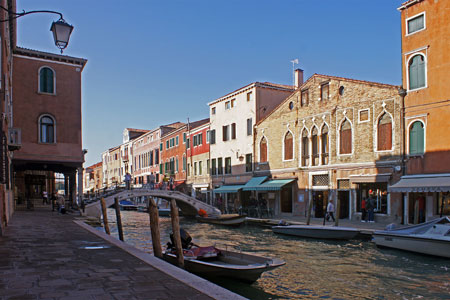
160;123;187;189
254;74;404;222
390;0;450;223
12;47;87;207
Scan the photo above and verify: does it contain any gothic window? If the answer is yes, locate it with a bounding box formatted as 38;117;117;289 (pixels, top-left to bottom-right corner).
260;137;267;163
301;129;309;167
321;125;329;165
284;131;293;160
377;113;393;151
340;119;352;154
311;127;319;166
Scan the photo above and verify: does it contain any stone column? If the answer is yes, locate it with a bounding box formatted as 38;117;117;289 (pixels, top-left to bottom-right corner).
77;167;83;207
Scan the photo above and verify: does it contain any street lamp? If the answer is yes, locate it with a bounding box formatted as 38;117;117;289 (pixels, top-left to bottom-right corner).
0;6;74;53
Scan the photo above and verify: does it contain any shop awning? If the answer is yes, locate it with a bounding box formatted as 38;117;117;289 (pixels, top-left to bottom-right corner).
253;179;295;191
349;173;391;183
242;176;268;191
213;185;245;194
389;175;450;192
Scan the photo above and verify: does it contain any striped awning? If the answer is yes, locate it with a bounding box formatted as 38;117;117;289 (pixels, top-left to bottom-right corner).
242;176;268;191
213;185;245;194
389;175;450;192
253;179;295;191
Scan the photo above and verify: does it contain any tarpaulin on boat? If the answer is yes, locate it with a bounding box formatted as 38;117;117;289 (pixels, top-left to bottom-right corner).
389;175;450;192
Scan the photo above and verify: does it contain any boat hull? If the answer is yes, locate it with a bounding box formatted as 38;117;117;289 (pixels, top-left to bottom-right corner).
163;249;285;283
196;214;246;226
373;233;450;258
272;225;359;240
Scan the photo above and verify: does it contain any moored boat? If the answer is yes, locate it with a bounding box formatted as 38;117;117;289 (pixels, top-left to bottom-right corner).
272;224;359;240
372;216;450;258
196;214;246;226
163;229;285;283
119;200;138;210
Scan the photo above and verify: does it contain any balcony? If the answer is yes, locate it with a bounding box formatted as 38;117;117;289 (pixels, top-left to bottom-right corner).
122;155;128;162
8;128;21;151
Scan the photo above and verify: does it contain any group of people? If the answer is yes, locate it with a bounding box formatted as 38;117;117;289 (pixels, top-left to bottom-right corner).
42;190;67;214
361;190;376;223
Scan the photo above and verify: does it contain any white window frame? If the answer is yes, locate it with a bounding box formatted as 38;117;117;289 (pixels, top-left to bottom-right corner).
406;118;426;156
337;117;353;157
374;110;394;153
299;127;310;167
406;12;426;36
38;114;56;144
259;135;269;164
282;129;295;162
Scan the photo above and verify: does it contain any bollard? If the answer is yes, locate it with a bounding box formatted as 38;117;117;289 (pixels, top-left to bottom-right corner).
170;199;184;268
114;197;124;241
148;197;162;258
100;197;110;235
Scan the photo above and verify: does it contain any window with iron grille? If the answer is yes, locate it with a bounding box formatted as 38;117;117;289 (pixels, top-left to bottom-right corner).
312;174;329;186
337;179;350;190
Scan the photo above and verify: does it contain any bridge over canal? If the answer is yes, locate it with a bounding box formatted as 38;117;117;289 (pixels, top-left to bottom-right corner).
83;189;221;219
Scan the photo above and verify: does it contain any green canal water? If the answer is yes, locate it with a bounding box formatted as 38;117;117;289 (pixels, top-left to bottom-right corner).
102;209;450;299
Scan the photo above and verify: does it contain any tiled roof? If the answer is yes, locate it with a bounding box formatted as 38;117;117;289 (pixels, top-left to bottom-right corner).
398;0;424;10
86;162;102;169
189;118;210;130
125;128;150;133
14;47;87;68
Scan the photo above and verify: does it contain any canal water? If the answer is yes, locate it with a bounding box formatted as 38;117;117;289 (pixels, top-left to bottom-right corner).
101;209;450;299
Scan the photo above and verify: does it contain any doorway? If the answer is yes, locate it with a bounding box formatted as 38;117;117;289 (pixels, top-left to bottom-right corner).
337;191;349;219
280;186;293;213
313;190;328;218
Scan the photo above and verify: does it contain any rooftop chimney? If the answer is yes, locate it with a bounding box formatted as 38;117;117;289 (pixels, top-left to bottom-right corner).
294;69;304;89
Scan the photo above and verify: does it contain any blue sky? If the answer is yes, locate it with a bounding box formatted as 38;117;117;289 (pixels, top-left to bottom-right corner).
17;0;402;167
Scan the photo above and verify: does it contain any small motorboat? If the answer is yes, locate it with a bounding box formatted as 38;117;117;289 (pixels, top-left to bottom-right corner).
118;200;137;211
372;216;450;258
272;224;359;240
196;214;246;226
163;229;285;283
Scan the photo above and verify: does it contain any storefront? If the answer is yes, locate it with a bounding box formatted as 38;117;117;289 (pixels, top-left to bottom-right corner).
212;185;244;213
389;174;450;224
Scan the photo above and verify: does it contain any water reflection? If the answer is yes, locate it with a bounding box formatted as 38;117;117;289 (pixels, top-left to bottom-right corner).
101;209;450;299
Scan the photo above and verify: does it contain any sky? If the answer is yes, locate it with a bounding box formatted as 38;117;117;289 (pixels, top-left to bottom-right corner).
17;0;402;167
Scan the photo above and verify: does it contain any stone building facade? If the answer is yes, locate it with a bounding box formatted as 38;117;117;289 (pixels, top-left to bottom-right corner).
255;74;404;223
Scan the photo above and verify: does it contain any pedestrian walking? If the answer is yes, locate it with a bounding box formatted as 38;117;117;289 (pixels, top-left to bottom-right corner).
169;176;174;191
124;173;132;190
326;199;336;222
361;197;367;222
367;190;375;223
42;191;48;205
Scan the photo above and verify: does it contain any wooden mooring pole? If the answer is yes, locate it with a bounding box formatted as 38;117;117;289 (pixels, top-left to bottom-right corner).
170;199;184;268
306;196;313;225
100;197;110;235
148;197;162;258
335;194;341;227
114;197;124;241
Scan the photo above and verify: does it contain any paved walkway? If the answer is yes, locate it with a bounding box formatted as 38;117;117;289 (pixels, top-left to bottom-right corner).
0;207;244;300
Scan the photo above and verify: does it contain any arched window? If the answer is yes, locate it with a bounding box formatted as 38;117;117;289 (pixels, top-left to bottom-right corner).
260;137;267;163
39;67;54;93
301;129;309;166
321;125;329;165
377;113;392;151
340;119;352;154
409;121;424;155
284;131;293;160
408;54;426;90
311;127;319;166
39;116;55;143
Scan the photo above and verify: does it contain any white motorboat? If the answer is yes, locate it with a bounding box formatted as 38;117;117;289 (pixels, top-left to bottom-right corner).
272;224;359;240
372;217;450;258
163;229;285;283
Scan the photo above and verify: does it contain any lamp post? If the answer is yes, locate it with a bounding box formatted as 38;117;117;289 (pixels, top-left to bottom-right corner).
0;5;74;53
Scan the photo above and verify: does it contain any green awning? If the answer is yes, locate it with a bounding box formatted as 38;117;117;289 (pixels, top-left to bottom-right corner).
254;179;295;191
213;185;245;194
242;176;268;191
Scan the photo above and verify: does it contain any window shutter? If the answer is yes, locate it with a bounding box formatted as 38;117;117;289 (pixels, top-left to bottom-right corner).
222;126;227;141
231;123;236;139
284;133;293;160
211;130;216;144
340;129;352;154
260;138;267;162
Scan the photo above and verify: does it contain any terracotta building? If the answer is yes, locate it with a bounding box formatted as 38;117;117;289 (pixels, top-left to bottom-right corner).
12;46;87;207
390;0;450;223
185;119;210;201
254;74;404;222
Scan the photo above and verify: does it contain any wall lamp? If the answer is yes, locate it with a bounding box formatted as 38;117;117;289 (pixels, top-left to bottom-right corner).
0;5;73;53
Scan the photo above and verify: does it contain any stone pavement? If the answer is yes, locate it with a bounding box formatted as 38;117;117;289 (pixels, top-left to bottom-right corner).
0;207;244;300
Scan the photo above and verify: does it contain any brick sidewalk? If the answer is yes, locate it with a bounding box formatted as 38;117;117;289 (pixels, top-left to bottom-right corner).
0;208;243;300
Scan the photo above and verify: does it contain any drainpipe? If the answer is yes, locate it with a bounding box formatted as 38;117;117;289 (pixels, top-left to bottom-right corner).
399;87;407;224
